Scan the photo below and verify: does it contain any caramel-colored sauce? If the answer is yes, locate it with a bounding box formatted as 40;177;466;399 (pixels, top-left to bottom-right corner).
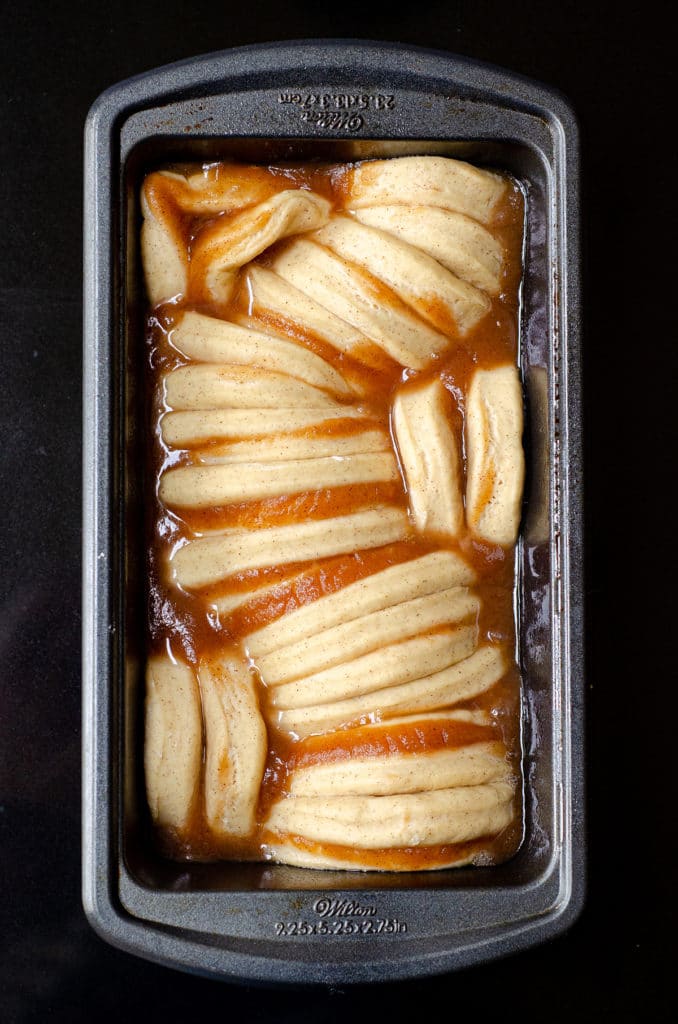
222;538;434;638
290;717;500;770
176;480;405;535
143;158;526;870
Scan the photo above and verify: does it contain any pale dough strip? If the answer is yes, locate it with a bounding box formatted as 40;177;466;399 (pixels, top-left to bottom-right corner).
171;506;411;589
246;549;475;658
276;645;506;738
256;587;479;687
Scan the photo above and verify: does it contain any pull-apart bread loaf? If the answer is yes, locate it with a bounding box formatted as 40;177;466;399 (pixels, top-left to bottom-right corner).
141;155;525;870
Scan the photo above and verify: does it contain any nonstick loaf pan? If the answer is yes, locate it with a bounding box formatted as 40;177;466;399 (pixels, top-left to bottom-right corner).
82;40;584;984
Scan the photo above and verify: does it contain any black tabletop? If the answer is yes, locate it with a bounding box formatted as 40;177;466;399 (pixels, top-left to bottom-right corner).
1;1;674;1021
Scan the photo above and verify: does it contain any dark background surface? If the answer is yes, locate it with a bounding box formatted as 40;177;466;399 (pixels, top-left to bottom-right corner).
0;1;674;1021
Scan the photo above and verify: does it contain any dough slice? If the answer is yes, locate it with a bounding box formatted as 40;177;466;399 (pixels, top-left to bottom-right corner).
198;657;267;837
138;169;313;305
266;781;514;848
247;549;475;658
171;506;410;588
144;656;202;830
171;311;351;396
196;429;389;464
346;156;507;225
276;645;506;738
289;741;509;796
262;840;478;871
378;709;491;728
465;364;525;545
392;379;464;538
245;264;384;367
160;451;397;508
161;407;366;446
271;626;476;709
164;364;341;411
256;586;479;686
211;568;311;618
150;167;278;215
355;205;503;295
272;238;450;368
314;215;489;334
140;182;187;307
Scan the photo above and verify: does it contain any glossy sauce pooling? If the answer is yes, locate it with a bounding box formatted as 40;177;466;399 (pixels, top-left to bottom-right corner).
143;158;526;870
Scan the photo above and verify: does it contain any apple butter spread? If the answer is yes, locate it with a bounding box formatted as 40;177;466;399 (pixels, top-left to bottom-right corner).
140;155;526;870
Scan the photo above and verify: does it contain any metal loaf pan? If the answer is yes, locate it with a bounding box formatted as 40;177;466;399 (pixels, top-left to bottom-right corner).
82;40;584;984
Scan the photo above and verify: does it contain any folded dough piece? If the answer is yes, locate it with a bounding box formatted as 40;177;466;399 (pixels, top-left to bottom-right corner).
346;156;507;225
144;656;202;830
314;215;489;334
465;364;525;546
149;167;278;215
171;506;410;588
139;166;282;306
392;379;464;538
198;656;267;837
191;189;331;302
354;205;503;296
266;781;514;848
170;311;352;396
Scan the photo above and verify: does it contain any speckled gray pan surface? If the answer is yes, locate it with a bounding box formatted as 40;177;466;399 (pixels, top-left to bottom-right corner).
82;39;584;985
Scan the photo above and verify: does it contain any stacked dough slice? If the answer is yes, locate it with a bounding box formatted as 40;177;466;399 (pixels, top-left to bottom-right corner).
160;309;407;596
393;369;524;546
145;654;267;838
248;550;512;869
143;155;524;869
